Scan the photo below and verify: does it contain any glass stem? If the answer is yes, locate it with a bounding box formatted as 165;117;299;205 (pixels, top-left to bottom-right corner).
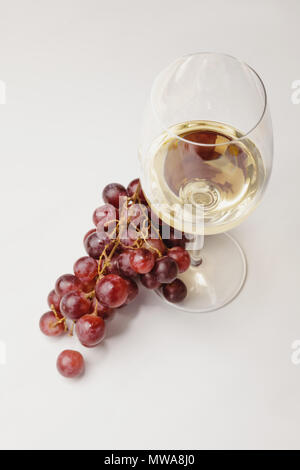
186;234;204;267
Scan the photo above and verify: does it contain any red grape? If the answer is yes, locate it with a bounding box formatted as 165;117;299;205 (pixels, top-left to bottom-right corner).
102;183;127;208
162;227;187;249
106;256;121;274
99;255;120;276
152;256;178;284
90;297;115;320
143;238;167;256
127;178;147;203
124;278;139;304
119;231;137;249
57;350;84;378
129;248;155;274
84;231;113;259
93;203;118;228
81;277;97;293
162;279;187;303
95;274;128;308
55;274;82;297
39;311;65;337
167;247;191;273
117;251;137;278
140;272;161;289
76;314;106;347
47;289;61;313
74;256;98;281
60;292;91;320
83;228;96;243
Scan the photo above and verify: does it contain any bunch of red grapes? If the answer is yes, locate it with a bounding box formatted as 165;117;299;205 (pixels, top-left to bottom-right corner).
40;178;191;378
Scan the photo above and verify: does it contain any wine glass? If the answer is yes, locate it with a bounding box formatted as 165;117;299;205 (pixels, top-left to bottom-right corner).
139;52;273;313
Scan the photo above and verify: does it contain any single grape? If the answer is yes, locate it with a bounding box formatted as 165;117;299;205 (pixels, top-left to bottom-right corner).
99;255;120;276
162;279;187;303
102;183;127;208
106;256;121;275
117;251;137;278
76;314;106;347
140;272;161;290
56;350;84;378
119;231;138;248
152;256;178;284
47;289;61;313
60;291;91;320
124;278;139;304
84;231;113;259
55;274;82;297
167;247;191;273
83;228;96;243
90;297;115;320
81;277;97;293
129;248;155;274
162;226;187;249
93;203;118;227
39;311;65;337
127;178;147;203
143;238;167;256
74;256;98;281
95;274;128;308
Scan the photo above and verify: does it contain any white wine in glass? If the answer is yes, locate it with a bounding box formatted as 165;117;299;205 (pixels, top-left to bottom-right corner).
139;53;273;313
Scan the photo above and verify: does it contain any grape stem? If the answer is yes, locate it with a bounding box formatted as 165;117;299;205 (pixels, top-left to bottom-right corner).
50;304;68;332
68;321;75;337
93;299;98;316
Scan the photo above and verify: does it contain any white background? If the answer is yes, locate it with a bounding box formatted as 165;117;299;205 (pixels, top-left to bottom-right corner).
0;0;299;450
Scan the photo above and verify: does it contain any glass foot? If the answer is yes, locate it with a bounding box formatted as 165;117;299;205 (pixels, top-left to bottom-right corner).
155;233;247;313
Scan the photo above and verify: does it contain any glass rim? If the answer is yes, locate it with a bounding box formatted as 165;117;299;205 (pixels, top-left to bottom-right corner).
150;52;268;147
